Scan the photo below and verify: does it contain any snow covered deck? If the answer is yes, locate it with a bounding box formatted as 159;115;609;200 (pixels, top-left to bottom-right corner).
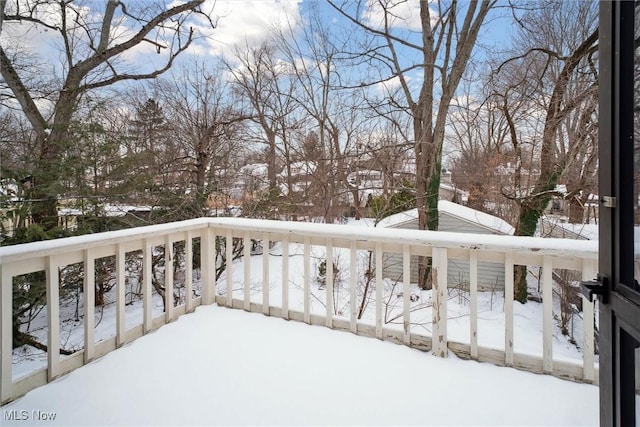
2;305;598;426
1;217;600;418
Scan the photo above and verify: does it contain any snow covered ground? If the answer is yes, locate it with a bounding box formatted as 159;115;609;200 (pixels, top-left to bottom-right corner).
4;217;604;425
2;304;599;426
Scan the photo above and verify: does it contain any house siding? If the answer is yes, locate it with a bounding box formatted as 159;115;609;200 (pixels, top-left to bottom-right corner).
380;213;507;290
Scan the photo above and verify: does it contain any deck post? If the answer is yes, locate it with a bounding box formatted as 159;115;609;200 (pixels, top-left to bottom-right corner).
303;237;311;324
116;244;126;345
143;239;153;333
349;242;357;333
185;231;193;313
470;250;478;359
282;236;289;320
326;239;334;328
432;247;448;357
201;228;215;305
582;259;596;382
0;264;12;403
504;252;514;366
243;233;251;311
402;245;411;345
84;250;95;362
46;256;60;381
375;243;383;339
164;236;174;322
262;233;270;315
226;231;233;307
542;256;553;373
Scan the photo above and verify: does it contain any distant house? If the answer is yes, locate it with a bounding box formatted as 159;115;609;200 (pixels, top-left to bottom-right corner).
228;163;269;200
538;217;598;240
58;204;152;230
347;169;385;207
0;179;28;236
377;201;514;290
438;182;468;205
278;161;317;197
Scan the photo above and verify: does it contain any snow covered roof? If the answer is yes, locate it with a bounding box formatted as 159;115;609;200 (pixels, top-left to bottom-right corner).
538;217;599;240
104;205;152;217
58;208;83;216
439;183;469;202
57;205;152;218
376;209;419;228
0;180;20;201
280;161;317;177
240;163;268;177
377;201;515;235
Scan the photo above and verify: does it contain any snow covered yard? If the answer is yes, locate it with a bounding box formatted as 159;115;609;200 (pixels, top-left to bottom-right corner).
2;304;599;426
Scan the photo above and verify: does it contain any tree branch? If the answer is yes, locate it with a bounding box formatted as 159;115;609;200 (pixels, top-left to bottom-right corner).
0;47;48;136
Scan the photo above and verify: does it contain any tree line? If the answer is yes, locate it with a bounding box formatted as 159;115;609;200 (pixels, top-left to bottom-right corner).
2;0;599;303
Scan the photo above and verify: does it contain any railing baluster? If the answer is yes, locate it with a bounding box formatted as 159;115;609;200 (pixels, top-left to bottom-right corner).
375;243;383;339
226;230;233;307
46;256;60;381
326;239;334;328
117;244;126;345
243;233;251;311
504;253;514;366
1;263;12;403
282;236;289;320
543;256;553;373
164;237;174;322
470;250;478;359
84;249;95;362
202;228;215;305
143;239;153;333
262;232;270;315
349;241;357;333
304;237;311;324
582;259;596;382
432;247;448;357
185;231;193;313
402;245;411;346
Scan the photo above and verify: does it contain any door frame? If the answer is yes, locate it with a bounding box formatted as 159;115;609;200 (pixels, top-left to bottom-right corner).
598;1;640;426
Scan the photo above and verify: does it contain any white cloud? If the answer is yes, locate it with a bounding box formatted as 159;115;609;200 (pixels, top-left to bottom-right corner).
374;75;404;95
362;0;423;31
194;0;303;58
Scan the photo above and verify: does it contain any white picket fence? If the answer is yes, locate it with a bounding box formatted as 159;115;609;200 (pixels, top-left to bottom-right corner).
0;217;599;404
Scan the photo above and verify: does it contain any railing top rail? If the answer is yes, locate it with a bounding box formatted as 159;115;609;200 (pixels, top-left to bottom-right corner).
208;218;598;258
0;216;598;264
0;218;211;263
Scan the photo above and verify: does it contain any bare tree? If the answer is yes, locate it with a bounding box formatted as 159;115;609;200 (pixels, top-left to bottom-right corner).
1;0;214;231
0;0;5;36
273;6;368;223
329;0;495;287
156;62;247;215
227;42;297;195
485;0;598;302
447;86;514;217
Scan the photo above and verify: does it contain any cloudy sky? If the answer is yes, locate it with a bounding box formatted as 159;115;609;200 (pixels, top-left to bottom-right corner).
1;1;306;70
0;0;517;120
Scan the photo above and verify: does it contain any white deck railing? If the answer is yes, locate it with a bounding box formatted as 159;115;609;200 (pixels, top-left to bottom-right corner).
0;217;599;404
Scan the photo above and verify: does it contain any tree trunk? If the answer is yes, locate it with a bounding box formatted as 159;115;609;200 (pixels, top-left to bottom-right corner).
266;129;277;191
568;196;585;224
513;171;558;302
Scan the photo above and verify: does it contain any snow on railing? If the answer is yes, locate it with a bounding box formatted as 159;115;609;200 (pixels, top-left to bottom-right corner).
0;217;599;404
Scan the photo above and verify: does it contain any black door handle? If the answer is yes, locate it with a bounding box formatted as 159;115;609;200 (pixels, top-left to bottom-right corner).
580;274;608;303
